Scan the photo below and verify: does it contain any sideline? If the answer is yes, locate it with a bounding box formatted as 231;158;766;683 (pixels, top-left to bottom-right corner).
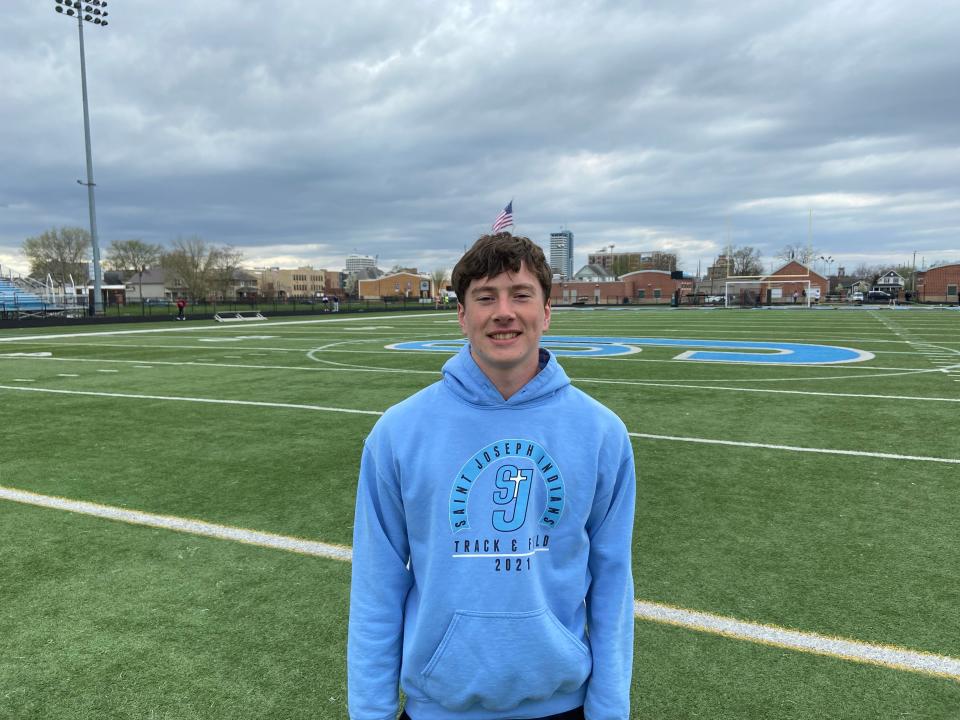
2;484;958;682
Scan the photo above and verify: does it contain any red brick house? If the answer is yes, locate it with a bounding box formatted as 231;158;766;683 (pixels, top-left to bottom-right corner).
916;263;960;303
760;261;828;303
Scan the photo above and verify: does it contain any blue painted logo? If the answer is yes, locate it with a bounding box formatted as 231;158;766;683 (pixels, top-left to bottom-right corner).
449;439;565;533
387;336;873;365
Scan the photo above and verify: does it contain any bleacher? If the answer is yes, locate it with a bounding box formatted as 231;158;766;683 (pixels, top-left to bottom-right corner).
0;277;47;314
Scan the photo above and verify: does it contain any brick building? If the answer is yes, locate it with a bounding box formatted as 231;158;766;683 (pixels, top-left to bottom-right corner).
550;270;691;305
761;261;828;303
917;263;960;303
358;271;433;300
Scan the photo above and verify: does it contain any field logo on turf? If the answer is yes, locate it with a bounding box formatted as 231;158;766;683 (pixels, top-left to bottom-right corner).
387;337;874;365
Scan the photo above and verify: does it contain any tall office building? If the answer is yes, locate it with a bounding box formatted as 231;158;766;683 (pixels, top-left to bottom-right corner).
587;250;677;274
345;254;377;272
549;230;574;279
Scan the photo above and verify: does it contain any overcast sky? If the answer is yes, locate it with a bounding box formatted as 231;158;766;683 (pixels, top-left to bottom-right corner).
3;0;959;279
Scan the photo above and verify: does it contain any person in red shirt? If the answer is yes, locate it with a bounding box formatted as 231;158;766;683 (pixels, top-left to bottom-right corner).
176;297;186;320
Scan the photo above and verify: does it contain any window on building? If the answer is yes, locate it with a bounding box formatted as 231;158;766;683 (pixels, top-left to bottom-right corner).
948;284;958;297
654;288;662;299
637;289;645;299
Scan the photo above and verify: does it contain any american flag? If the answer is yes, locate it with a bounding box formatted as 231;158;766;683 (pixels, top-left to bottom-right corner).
492;201;514;233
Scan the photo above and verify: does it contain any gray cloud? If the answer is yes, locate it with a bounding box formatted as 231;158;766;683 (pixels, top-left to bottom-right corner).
2;0;958;277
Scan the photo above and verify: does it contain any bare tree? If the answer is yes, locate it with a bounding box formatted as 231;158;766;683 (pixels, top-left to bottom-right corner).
731;246;763;275
23;227;90;285
430;268;449;295
161;237;243;301
775;244;819;265
106;239;164;300
852;263;883;285
209;246;245;300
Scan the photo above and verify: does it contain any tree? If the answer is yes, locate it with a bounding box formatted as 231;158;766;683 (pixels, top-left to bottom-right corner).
23;227;90;285
852;263;884;286
161;237;244;301
730;246;763;276
105;239;163;276
209;246;245;301
775;244;818;266
431;268;449;296
106;239;164;301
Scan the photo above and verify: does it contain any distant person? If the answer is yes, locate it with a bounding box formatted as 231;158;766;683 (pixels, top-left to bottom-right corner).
176;297;186;320
792;290;798;304
348;232;636;720
333;296;340;312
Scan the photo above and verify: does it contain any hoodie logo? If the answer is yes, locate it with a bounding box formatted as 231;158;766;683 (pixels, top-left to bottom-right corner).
448;439;565;534
492;466;533;532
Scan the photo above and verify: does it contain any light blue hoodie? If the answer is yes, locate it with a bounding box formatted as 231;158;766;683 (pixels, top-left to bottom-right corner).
348;345;636;720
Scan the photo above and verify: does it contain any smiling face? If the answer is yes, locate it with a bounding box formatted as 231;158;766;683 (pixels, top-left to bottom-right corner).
458;261;551;399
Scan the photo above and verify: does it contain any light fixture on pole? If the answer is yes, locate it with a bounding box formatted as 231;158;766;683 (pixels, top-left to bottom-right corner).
54;0;110;315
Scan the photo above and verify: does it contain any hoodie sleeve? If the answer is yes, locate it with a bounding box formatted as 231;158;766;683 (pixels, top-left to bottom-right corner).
347;439;413;720
584;431;636;720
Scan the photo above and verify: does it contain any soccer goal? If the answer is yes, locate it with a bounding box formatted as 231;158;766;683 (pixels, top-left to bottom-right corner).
723;277;813;308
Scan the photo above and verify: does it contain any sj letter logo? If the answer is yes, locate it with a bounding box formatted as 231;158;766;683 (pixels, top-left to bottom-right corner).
492;465;532;532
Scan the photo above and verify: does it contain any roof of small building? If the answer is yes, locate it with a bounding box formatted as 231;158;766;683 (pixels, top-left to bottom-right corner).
573;264;615;279
620;269;672;278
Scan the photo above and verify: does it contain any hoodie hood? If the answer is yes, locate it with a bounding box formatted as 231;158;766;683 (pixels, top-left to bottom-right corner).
441;343;571;407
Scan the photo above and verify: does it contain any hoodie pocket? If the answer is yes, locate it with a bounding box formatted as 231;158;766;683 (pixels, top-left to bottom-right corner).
420;607;591;712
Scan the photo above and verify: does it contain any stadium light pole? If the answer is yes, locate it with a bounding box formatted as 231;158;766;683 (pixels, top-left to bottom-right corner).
54;0;109;315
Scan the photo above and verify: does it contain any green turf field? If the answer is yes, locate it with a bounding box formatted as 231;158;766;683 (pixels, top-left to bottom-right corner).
1;306;958;718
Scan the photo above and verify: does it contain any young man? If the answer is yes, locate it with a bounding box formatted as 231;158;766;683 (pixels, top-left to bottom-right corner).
348;233;636;720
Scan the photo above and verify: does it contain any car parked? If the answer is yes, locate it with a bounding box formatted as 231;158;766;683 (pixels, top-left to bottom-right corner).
866;290;892;302
849;292;864;303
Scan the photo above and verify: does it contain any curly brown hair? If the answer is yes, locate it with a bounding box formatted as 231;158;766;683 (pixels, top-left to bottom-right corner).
452;233;552;305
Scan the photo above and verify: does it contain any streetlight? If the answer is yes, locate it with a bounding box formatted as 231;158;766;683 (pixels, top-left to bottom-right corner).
54;0;109;315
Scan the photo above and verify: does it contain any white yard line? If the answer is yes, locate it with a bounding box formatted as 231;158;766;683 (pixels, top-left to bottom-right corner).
0;313;449;344
1;484;957;681
633;601;960;680
0;486;352;561
2;355;440;376
0;385;384;416
578;378;960;403
628;433;960;464
1;384;957;461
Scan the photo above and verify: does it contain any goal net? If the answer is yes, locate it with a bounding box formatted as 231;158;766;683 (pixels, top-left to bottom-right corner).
723;278;813;308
